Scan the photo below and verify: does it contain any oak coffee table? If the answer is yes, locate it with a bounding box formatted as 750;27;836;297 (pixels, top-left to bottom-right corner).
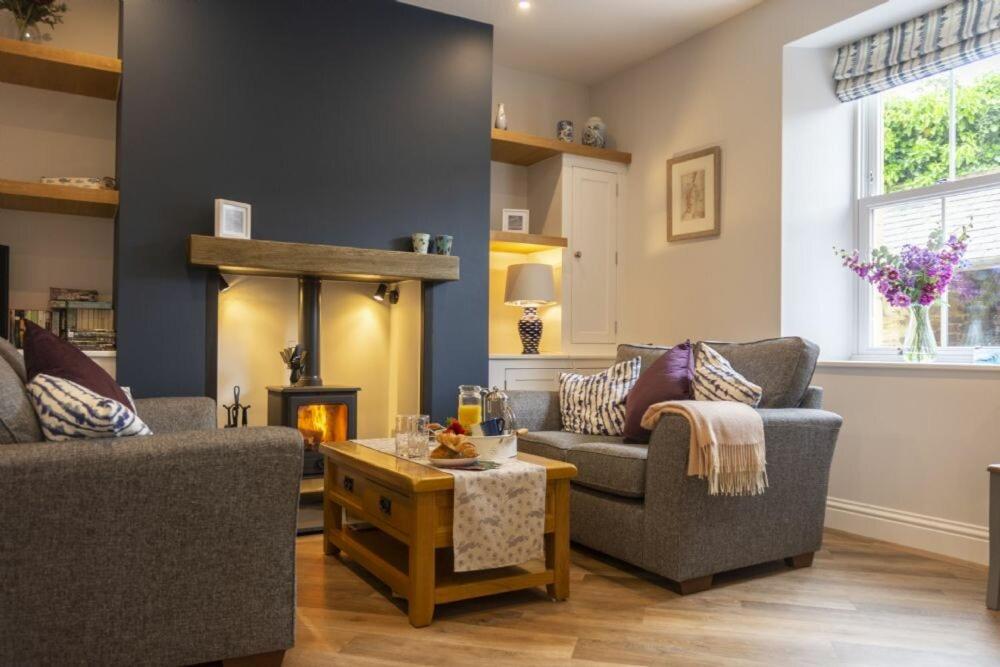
320;440;577;626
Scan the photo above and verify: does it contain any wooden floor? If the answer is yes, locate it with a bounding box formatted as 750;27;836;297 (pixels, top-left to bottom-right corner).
290;530;1000;666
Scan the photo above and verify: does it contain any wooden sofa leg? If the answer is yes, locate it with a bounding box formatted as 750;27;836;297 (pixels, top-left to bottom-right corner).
677;574;713;595
223;650;286;667
784;552;815;569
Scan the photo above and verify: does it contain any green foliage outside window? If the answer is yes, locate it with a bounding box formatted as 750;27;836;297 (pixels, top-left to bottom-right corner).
883;72;1000;193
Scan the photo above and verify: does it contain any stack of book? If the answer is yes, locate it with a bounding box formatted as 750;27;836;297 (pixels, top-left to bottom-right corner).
7;288;116;352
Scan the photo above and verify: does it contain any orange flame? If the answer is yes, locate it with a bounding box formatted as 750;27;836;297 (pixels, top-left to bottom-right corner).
297;403;348;450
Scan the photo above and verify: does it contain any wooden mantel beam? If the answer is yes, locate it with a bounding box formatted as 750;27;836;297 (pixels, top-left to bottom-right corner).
187;235;459;283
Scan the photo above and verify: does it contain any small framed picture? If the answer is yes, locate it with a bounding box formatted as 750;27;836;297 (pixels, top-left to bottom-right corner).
667;146;721;241
502;208;529;234
214;199;252;239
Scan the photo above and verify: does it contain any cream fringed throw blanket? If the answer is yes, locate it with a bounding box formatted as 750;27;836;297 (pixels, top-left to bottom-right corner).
641;400;767;496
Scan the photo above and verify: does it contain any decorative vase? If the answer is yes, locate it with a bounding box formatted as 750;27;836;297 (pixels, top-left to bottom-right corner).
411;233;430;254
556;120;574;143
902;305;937;362
582;116;607;148
14;19;43;42
518;306;542;354
433;234;453;256
494;103;508;130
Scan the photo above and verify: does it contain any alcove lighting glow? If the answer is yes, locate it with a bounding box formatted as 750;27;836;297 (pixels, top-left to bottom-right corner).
518;1;531;10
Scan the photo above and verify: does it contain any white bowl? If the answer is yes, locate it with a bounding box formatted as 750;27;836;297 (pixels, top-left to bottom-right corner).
465;434;517;461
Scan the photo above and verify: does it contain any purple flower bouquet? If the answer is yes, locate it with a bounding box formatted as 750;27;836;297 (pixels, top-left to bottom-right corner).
835;227;969;361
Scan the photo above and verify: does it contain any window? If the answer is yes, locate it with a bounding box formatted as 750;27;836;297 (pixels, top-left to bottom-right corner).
856;55;1000;360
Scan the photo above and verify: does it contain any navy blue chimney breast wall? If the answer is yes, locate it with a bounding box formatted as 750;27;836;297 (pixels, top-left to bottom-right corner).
116;0;492;420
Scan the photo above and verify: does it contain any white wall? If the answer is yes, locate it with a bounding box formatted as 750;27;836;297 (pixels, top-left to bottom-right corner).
589;0;993;563
0;0;118;309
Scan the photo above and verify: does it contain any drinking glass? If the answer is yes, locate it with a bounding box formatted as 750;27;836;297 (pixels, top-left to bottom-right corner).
395;414;430;459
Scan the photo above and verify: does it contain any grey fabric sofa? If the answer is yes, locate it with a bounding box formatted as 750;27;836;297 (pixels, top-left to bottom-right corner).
0;347;304;665
512;337;842;593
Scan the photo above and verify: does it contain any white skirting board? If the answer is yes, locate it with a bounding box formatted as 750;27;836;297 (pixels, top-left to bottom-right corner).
825;496;989;566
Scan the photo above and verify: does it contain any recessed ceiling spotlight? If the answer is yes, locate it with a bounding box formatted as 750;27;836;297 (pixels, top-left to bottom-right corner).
518;1;531;10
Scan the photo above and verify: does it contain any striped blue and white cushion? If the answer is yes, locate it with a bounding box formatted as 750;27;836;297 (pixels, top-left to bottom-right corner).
692;344;763;407
26;373;152;441
559;357;641;436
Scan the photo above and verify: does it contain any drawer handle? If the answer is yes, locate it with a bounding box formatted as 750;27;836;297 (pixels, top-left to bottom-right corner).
342;476;354;493
378;496;392;516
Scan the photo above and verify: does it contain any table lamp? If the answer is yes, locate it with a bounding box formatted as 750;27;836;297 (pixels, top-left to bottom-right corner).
504;263;556;354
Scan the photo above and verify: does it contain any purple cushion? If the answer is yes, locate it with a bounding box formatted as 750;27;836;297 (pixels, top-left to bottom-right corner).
623;341;693;443
23;320;132;408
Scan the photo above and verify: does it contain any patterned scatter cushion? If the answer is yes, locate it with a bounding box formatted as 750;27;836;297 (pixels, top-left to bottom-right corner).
692;343;763;406
559;357;641;436
27;373;152;441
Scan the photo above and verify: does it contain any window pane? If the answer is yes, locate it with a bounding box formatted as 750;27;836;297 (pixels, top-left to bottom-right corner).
882;71;951;194
955;56;1000;181
945;185;1000;346
871;198;943;347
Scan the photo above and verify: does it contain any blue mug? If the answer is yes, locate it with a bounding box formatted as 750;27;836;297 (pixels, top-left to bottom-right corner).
480;417;506;436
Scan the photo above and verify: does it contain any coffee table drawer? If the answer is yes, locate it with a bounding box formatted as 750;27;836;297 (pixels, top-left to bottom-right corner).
363;479;412;539
333;465;367;505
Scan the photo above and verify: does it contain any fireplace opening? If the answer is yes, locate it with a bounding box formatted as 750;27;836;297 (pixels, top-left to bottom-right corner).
297;403;348;450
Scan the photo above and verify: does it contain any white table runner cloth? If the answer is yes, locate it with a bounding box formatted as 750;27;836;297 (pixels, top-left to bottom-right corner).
355;439;546;572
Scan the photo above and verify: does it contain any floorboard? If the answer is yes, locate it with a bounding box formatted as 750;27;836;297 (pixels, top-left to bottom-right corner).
289;530;1000;666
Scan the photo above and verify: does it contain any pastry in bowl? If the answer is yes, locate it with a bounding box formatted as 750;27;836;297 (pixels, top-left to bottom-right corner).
430;431;478;460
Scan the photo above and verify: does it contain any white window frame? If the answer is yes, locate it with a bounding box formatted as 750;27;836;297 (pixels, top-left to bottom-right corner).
855;90;1000;362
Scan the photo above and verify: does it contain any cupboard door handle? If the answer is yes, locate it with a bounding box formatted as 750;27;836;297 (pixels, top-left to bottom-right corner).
378;496;392;516
574;251;582;258
342;476;354;493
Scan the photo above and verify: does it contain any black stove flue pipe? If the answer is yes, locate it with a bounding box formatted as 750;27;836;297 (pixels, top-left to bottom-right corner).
297;276;323;386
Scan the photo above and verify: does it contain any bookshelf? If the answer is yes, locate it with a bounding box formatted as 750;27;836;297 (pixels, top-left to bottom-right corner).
489;230;568;254
491;129;631;166
0;37;121;99
0;179;118;218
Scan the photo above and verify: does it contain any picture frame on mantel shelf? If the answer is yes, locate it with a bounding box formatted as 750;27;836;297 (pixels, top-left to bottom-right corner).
667;146;720;241
214;199;252;239
502;208;529;234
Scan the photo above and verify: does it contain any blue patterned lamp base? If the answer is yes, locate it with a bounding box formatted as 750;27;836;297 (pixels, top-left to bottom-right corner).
518;306;543;354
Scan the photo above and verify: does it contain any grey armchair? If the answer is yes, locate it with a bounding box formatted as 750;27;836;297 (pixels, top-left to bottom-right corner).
0;373;303;665
511;337;842;593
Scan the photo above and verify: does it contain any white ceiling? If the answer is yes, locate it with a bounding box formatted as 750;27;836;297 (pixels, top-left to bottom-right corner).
402;0;763;85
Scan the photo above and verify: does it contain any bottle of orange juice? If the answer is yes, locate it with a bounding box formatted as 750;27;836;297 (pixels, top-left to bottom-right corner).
457;385;483;431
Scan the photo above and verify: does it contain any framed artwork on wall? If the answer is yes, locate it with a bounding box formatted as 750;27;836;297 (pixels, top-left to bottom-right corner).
214;199;252;239
502;208;530;234
666;146;721;241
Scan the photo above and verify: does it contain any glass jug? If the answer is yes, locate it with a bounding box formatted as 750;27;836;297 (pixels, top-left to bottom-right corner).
457;385;483;431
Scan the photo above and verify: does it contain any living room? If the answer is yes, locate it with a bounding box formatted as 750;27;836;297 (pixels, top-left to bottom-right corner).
1;0;998;664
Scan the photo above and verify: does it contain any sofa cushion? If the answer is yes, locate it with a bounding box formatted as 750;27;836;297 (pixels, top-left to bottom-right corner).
706;337;819;408
559;357;640;436
518;430;619;461
616;343;669;373
518;431;647;498
27;374;152;441
692;343;762;406
0;337;26;383
624;341;692;442
24;321;132;408
566;441;648;498
0;352;43;444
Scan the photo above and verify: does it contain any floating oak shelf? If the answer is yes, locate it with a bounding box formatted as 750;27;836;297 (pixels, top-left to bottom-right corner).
489;230;568;254
491;129;631;166
0;179;118;218
0;37;121;100
188;235;460;283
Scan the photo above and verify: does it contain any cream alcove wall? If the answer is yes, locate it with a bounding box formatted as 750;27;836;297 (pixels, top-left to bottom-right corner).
589;0;995;563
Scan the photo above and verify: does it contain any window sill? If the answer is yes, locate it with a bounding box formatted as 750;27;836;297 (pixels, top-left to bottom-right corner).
817;359;1000;373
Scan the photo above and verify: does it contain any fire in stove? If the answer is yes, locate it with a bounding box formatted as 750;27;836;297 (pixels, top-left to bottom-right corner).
296;403;348;450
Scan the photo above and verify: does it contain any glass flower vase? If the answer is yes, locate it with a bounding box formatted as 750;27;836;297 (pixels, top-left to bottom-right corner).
902;305;937;362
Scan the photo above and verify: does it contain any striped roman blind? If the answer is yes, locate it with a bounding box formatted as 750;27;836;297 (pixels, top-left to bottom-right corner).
834;0;1000;102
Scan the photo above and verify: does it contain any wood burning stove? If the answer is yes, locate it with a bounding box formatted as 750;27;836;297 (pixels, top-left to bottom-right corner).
266;276;361;534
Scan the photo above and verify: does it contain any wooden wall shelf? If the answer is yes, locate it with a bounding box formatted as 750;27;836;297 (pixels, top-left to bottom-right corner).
491;129;631;166
188;235;460;283
0;37;121;100
0;179;118;218
489;230;568;254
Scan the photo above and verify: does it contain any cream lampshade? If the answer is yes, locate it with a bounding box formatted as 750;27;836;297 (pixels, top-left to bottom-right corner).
504;264;555;354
